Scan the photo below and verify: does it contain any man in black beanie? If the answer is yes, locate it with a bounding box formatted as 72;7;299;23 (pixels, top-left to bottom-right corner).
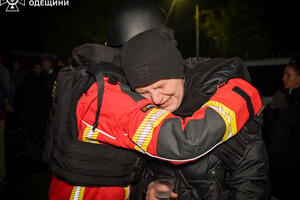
122;27;186;112
122;27;184;89
121;27;270;200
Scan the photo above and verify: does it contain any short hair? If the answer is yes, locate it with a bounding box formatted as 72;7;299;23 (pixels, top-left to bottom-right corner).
288;54;300;75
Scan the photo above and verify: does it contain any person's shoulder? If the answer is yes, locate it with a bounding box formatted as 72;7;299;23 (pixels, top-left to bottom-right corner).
183;57;248;90
184;57;211;70
184;57;245;73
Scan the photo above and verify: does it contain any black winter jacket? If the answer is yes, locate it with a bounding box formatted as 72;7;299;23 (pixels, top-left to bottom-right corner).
135;57;270;200
263;86;300;199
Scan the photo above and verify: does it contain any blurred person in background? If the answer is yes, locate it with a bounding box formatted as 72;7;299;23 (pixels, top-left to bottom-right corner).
8;60;28;130
41;58;54;76
263;54;300;200
0;56;14;191
52;56;72;82
19;60;52;146
10;60;27;91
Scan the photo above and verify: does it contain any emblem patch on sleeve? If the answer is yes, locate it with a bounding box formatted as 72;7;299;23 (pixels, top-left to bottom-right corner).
140;104;156;113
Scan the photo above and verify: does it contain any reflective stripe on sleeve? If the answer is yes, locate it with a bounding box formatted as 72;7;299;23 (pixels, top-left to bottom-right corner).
82;124;100;144
204;100;237;141
123;185;131;200
132;108;170;152
81;120;116;143
70;186;85;200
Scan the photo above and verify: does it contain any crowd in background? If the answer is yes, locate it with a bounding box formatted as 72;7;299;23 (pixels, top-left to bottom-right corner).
0;54;72;192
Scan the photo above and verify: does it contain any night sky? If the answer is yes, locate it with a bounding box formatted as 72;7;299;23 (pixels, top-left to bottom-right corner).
1;0;299;58
1;5;58;51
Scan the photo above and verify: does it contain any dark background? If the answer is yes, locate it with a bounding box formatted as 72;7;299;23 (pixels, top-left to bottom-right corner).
1;0;299;59
1;0;298;113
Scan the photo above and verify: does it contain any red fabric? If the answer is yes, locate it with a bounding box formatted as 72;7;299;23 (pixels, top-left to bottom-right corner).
49;176;129;200
208;78;262;132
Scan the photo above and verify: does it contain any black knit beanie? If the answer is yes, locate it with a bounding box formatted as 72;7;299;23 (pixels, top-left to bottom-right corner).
121;27;185;89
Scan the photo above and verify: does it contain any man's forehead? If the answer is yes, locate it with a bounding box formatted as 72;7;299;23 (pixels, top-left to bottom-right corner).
136;79;170;91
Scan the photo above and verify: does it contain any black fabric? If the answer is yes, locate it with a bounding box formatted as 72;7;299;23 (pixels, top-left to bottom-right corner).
87;61;127;84
211;115;263;170
53;139;146;187
174;57;249;117
232;86;254;118
262;86;300;199
120;84;145;102
122;27;185;88
72;43;121;66
157;108;225;160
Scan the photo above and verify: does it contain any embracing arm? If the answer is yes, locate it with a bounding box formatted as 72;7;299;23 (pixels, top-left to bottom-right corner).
77;78;262;163
126;78;262;162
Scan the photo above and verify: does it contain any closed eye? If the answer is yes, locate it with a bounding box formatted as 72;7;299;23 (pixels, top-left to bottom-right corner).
155;83;165;89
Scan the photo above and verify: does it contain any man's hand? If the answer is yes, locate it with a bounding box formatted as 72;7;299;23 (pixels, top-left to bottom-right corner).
146;180;178;200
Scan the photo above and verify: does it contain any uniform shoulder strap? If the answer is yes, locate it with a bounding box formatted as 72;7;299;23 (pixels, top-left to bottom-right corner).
86;62;126;130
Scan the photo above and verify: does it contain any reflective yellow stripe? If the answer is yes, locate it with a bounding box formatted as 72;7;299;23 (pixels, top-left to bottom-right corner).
82;125;91;142
133;108;170;152
204;100;237;141
124;185;131;200
52;80;57;98
91;130;100;144
70;186;85;200
82;125;100;144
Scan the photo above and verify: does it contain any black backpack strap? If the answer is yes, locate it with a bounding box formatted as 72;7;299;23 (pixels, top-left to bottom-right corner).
176;169;202;200
232;86;254;118
86;62;126;130
212;133;247;169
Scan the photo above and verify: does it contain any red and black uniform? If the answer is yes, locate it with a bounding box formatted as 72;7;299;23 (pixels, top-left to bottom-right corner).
49;72;262;199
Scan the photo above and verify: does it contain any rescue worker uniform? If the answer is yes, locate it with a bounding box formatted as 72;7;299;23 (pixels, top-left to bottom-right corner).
48;44;262;200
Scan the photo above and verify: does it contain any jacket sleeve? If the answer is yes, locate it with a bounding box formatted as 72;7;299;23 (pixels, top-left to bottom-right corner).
128;78;262;162
76;78;262;163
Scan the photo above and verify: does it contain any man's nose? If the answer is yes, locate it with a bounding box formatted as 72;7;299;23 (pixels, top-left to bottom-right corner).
151;92;163;105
